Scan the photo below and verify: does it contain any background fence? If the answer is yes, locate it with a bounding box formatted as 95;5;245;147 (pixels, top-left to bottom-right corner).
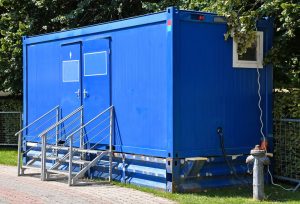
0;112;22;146
273;118;300;187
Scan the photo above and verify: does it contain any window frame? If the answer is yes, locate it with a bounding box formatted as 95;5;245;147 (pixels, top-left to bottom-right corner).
232;31;264;68
62;60;80;83
84;51;108;77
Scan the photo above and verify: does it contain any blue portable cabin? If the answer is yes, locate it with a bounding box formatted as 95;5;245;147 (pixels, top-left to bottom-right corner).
22;7;273;192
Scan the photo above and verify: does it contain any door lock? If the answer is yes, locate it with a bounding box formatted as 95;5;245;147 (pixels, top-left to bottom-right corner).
75;89;80;98
83;89;89;98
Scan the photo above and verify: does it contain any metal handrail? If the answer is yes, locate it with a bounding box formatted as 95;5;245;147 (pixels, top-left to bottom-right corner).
65;105;113;141
15;105;59;135
65;105;114;184
40;105;114;184
39;106;83;137
17;105;59;176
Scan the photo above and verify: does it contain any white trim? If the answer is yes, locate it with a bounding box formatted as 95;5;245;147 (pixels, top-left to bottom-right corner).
233;31;263;68
84;51;108;76
62;60;80;82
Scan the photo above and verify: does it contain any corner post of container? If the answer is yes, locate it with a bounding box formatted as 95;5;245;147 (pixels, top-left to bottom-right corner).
166;6;180;193
22;36;28;164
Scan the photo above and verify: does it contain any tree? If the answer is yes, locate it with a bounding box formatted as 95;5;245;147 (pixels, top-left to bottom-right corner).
0;0;145;95
0;0;299;95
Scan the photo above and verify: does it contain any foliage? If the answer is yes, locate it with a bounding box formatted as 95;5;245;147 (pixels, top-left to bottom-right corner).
273;88;300;119
0;0;146;94
0;0;299;118
0;96;22;111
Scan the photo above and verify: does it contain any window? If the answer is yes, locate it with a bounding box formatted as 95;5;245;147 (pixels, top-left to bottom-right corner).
84;51;107;76
62;60;79;82
233;31;263;68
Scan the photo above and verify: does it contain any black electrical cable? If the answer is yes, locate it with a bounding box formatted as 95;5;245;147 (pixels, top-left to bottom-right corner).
217;127;252;187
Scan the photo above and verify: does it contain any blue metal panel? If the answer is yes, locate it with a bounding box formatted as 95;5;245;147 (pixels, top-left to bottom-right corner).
60;43;82;144
82;38;111;146
173;15;272;158
111;22;168;157
167;156;252;192
26;42;61;140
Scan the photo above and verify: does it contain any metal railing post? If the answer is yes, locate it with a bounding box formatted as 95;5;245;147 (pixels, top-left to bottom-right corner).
109;107;114;182
80;108;83;149
68;134;73;186
56;107;60;147
41;134;47;181
17;133;22;176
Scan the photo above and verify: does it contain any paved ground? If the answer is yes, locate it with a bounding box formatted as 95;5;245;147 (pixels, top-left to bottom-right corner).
0;165;175;204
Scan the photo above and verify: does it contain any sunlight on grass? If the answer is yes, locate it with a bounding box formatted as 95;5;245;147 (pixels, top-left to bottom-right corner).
0;147;18;166
113;182;300;204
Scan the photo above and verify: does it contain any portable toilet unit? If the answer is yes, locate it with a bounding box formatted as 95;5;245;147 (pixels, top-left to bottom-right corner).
21;7;273;192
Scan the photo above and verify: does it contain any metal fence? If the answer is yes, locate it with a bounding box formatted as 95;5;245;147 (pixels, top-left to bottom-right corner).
273;118;300;187
0;112;22;146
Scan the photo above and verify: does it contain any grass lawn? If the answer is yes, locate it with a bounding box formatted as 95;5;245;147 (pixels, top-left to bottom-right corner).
1;147;299;203
0;147;18;166
114;182;300;204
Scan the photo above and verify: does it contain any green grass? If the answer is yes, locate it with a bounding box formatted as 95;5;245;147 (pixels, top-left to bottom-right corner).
0;147;18;166
113;180;300;204
0;148;299;203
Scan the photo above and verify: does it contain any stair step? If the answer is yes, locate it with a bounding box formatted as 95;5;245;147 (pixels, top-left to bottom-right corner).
75;149;106;154
32;155;58;161
65;159;90;165
98;160;118;167
48;146;69;151
47;169;77;176
48;146;107;154
22;165;40;170
26;142;40;147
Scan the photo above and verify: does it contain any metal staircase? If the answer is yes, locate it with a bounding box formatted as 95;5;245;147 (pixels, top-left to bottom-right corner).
16;105;114;186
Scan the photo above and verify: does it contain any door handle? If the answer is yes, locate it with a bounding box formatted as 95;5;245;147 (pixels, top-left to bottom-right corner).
83;89;89;98
75;89;80;98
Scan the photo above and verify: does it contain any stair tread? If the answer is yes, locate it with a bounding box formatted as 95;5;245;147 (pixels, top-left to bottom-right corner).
48;146;108;154
32;155;58;160
22;165;40;169
65;159;90;165
47;169;77;175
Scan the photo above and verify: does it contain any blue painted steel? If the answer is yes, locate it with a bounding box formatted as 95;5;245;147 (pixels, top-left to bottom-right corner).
173;10;273;158
23;7;273;191
60;43;82;144
82;38;111;147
